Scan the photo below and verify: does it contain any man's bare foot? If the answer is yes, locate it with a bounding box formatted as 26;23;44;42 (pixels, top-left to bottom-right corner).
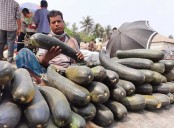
39;81;48;86
86;121;102;128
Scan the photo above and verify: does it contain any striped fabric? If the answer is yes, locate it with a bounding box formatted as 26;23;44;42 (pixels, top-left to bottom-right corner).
0;0;21;31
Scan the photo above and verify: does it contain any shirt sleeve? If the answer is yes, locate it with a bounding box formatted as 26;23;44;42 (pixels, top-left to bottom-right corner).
33;10;39;24
15;3;21;20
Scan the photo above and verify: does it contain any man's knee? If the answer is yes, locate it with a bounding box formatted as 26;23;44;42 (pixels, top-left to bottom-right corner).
17;48;24;53
19;48;30;52
17;48;31;57
16;48;33;67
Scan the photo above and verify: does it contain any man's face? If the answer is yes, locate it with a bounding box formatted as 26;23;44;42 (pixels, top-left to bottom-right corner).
50;15;64;35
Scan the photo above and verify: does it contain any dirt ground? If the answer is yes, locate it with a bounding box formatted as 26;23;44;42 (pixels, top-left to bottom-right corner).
109;104;174;128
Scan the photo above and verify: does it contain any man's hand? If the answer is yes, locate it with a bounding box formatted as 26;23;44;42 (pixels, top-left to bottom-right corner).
45;46;62;60
39;46;61;67
76;50;84;61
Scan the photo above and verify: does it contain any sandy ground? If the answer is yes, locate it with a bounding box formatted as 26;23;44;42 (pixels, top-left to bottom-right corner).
109;104;174;128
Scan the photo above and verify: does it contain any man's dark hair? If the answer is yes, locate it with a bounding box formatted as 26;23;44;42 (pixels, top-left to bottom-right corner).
41;0;48;7
47;10;63;23
22;8;29;14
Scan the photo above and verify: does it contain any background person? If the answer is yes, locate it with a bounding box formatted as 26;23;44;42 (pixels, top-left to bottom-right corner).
17;8;36;52
33;0;50;34
0;0;21;62
88;40;96;51
22;8;36;36
96;39;103;52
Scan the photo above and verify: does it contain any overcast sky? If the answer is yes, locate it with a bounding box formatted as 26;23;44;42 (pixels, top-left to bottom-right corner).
16;0;174;37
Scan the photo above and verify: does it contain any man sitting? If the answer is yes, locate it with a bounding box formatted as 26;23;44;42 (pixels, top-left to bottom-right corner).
16;10;84;84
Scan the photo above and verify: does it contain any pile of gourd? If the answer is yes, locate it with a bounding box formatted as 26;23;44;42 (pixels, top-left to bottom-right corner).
0;48;174;128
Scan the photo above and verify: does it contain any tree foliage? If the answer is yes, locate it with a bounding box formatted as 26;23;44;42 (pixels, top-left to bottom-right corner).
104;25;112;40
80;16;94;34
65;15;113;44
72;23;78;32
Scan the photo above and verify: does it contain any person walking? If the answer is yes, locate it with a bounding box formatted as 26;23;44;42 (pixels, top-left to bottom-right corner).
33;0;50;34
0;0;21;62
